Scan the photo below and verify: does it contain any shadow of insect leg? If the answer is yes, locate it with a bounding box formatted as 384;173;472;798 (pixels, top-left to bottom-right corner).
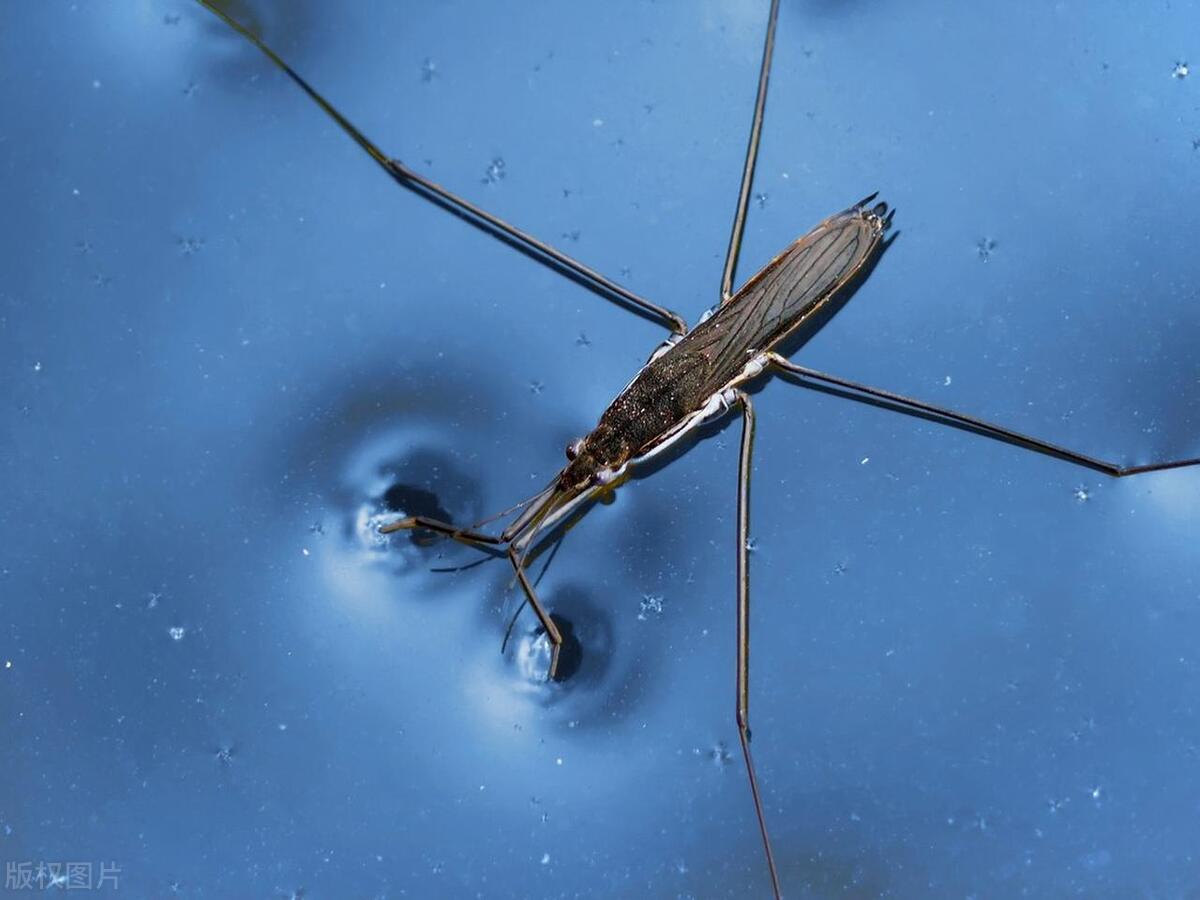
379;515;504;548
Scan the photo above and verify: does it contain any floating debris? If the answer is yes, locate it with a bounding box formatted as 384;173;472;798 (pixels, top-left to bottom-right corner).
482;157;506;185
637;593;664;621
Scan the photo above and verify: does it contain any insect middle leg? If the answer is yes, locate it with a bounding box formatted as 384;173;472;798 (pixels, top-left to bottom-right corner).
729;389;784;900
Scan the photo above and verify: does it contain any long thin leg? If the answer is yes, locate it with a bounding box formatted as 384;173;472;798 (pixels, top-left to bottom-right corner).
379;515;503;546
508;546;564;680
765;352;1200;477
500;528;567;655
380;506;543;547
730;390;783;900
195;0;688;336
720;0;782;304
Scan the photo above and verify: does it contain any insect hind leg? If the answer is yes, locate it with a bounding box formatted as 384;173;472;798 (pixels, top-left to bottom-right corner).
729;389;783;900
766;352;1200;477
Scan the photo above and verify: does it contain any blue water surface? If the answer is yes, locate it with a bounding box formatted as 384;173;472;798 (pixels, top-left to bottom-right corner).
2;1;1199;897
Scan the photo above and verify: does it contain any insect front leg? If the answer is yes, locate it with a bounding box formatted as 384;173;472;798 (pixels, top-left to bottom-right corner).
507;545;564;681
729;389;783;900
378;515;504;547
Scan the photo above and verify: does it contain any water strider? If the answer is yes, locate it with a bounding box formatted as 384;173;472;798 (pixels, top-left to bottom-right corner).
200;1;1199;896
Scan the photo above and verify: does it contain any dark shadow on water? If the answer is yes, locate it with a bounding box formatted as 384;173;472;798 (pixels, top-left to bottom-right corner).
501;583;614;694
199;0;322;85
485;580;665;727
542;613;583;683
796;0;895;19
380;482;449;546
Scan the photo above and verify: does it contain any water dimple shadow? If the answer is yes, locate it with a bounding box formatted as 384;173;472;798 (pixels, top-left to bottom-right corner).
483;580;663;728
198;0;321;85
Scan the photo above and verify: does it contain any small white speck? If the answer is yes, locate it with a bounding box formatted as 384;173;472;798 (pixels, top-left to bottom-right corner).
1172;61;1189;79
943;375;952;386
278;723;288;732
860;457;870;465
540;853;550;865
168;626;186;641
1090;785;1102;800
301;547;310;557
592;118;604;127
1074;486;1091;503
32;361;42;373
72;188;80;196
92;79;101;89
4;660;11;669
555;757;563;766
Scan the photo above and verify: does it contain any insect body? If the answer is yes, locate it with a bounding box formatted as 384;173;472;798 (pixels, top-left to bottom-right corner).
456;199;889;553
562;200;889;495
198;2;1199;897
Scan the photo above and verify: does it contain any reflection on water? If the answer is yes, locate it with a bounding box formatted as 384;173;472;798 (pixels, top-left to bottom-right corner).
380;480;451;546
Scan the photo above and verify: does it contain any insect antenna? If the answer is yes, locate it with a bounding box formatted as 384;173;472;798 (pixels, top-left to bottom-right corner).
463;482;557;534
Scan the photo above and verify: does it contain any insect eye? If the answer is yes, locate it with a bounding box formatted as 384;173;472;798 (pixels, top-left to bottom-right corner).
565;438;584;461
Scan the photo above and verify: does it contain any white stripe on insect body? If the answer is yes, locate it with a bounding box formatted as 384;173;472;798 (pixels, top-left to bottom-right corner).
634;352;770;467
647;331;685;363
648;305;716;363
